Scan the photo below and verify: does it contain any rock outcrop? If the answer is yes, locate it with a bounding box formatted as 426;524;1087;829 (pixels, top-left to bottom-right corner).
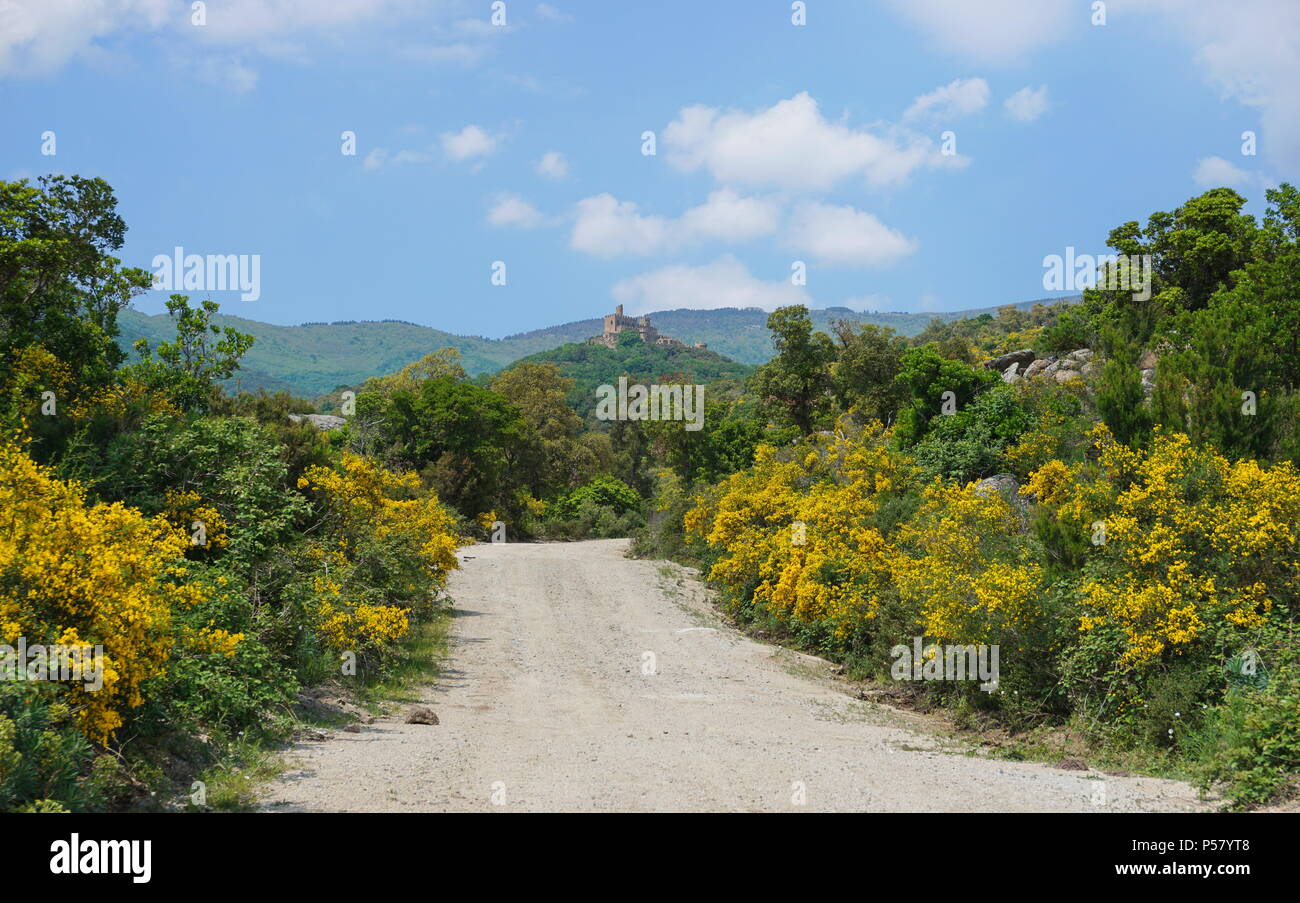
288;413;347;431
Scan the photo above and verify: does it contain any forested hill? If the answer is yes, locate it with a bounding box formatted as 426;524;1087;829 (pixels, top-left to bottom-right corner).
118;297;1079;398
516;337;754;414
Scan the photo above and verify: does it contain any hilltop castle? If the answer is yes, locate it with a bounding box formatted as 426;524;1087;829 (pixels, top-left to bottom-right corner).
589;305;706;350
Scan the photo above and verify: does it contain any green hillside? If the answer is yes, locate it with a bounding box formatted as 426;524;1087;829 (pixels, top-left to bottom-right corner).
511;334;754;415
118;296;1079;398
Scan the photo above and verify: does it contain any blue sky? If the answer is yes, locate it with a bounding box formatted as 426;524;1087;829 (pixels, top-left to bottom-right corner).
2;0;1296;337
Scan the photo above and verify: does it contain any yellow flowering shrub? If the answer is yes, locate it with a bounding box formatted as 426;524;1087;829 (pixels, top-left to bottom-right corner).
0;440;207;742
1029;425;1300;667
891;480;1045;645
686;418;911;638
162;489;230;553
297;454;460;657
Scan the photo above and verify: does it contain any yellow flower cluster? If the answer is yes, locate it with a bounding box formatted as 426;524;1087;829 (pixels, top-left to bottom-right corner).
0;440;205;741
685;419;909;637
1030;425;1300;666
892;480;1044;644
297;454;460;653
162;489;230;552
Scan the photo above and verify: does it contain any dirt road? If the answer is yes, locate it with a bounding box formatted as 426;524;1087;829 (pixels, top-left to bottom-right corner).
262;539;1207;813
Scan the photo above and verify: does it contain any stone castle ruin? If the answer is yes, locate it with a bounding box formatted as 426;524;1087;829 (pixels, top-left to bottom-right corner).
589;305;706;350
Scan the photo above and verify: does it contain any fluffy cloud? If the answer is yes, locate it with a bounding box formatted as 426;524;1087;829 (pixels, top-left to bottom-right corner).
885;0;1073;64
903;77;990;123
535;151;569;179
571;195;670;256
0;0;171;75
441;125;498;161
487;194;547;228
611;255;809;314
1122;0;1300;177
784;201;917;268
1004;85;1050;122
663;92;960;191
0;0;472;82
1192;155;1254;188
570;189;780;257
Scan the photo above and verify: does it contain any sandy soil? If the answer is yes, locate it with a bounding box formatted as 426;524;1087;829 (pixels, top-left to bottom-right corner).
260;539;1209;813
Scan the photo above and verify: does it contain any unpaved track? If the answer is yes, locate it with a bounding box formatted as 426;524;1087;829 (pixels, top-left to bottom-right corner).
262;539;1207;813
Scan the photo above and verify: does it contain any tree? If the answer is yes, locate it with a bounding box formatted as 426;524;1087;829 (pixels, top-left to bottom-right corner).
385;377;531;518
892;345;998;448
830;321;907;424
748;305;835;435
490;361;599;495
0;175;151;402
130;295;254;411
1096;327;1152;448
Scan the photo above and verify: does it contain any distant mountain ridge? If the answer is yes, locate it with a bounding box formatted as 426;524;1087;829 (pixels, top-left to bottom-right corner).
117;296;1080;399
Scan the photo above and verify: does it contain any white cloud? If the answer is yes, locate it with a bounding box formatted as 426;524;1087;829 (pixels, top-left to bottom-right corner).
570;189;780;257
0;0;170;75
571;195;670;256
441;124;498;161
1004;85;1050;122
487;194;547;228
611;255;809;314
785;201;918;268
888;0;1300;176
535;150;569;179
885;0;1073;64
678;189;782;243
0;0;476;83
903;77;990;123
1115;0;1300;178
1192;155;1253;188
663;92;961;192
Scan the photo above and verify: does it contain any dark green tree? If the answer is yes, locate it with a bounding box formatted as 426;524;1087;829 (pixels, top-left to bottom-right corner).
748;306;835;435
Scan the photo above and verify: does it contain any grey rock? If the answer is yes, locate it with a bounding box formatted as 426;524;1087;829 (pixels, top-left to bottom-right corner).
1067;348;1095;363
405;707;440;725
1002;363;1021;383
289;413;347;431
1022;359;1049;379
983;349;1036;372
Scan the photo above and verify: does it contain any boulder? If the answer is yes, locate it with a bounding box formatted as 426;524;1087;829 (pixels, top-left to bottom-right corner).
983;349;1036;372
1002;363;1021;383
1022;358;1050;379
289;413;347;431
1067;348;1095;363
974;473;1033;523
